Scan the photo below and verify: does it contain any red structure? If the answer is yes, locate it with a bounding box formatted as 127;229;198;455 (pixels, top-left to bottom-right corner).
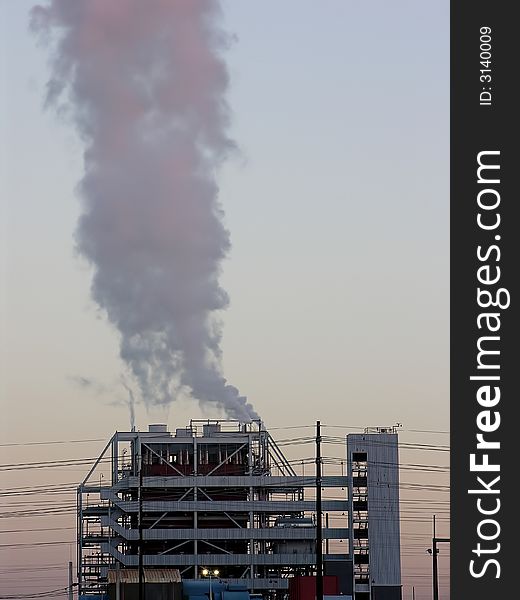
288;575;339;600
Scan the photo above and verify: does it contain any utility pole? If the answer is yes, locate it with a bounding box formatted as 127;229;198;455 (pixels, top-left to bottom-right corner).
325;513;329;554
116;562;121;600
316;420;324;600
412;586;415;600
428;514;450;600
432;515;438;600
138;448;145;600
68;561;73;600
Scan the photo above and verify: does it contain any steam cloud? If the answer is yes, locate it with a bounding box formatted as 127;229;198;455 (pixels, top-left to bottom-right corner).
32;0;258;421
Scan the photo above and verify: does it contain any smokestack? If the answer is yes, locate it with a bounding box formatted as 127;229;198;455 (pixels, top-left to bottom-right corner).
31;0;258;421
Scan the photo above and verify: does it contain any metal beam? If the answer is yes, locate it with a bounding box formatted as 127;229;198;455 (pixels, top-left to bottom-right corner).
142;443;186;478
149;512;168;530
108;498;349;513
111;475;348;489
206;443;248;476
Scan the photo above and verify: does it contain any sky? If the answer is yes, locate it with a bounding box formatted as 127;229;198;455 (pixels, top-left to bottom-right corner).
0;1;449;598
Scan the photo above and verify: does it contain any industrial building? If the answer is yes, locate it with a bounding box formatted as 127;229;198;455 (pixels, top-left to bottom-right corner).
77;420;401;600
347;428;402;600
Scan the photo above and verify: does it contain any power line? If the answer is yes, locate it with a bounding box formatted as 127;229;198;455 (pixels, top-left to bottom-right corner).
0;540;74;549
0;586;70;599
0;526;75;534
0;423;450;450
0;456;112;471
0;438;105;448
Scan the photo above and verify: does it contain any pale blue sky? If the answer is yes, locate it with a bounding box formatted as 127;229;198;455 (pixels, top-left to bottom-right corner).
1;0;449;436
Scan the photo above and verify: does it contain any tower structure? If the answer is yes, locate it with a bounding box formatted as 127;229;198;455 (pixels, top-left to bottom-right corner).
347;427;402;600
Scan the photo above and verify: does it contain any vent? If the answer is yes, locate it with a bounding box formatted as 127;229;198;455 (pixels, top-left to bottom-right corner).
148;424;168;433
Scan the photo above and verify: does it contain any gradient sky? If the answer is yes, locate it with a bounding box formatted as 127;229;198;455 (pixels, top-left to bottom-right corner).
0;2;449;598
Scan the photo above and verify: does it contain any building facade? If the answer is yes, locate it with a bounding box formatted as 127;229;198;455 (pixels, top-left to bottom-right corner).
347;428;402;600
78;421;350;598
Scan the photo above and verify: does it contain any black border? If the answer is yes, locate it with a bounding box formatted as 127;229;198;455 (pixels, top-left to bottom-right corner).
451;3;516;598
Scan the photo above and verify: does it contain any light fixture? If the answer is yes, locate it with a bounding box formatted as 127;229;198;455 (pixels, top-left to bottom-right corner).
201;568;220;600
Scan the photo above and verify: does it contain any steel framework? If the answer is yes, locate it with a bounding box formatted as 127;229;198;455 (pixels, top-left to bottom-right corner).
77;420;349;598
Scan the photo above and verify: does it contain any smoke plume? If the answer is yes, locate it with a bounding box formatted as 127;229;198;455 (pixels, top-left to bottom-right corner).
31;0;258;421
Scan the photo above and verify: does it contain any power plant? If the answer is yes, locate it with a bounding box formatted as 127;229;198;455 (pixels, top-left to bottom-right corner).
77;421;401;600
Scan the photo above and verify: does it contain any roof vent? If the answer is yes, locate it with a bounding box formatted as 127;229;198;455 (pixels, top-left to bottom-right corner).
148;424;168;433
203;423;221;437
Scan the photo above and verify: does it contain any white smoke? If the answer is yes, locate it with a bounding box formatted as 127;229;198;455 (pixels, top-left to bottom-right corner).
122;381;136;431
31;0;258;421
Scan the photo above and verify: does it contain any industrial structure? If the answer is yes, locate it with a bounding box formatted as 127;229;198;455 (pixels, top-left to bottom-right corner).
77;421;401;600
347;428;402;600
